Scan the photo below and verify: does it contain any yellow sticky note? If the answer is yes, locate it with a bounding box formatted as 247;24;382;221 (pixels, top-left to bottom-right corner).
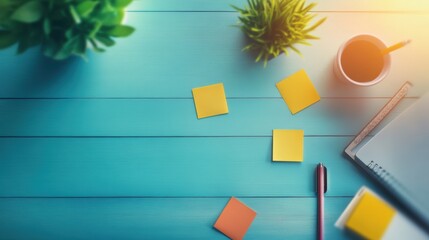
272;129;304;162
345;191;396;240
192;83;229;119
276;69;320;114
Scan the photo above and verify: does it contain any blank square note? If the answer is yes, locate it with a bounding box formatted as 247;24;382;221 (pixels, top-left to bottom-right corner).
272;129;304;162
345;191;396;240
276;69;320;114
214;197;256;240
192;83;229;119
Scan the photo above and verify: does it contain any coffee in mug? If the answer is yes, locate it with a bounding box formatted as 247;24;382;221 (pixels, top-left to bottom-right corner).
334;35;391;86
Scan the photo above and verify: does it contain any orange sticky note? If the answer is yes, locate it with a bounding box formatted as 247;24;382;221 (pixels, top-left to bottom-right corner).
345;191;396;240
276;69;320;114
192;83;229;119
214;197;256;240
272;129;304;162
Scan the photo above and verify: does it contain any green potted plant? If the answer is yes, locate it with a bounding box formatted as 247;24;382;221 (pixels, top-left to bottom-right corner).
232;0;326;66
0;0;135;60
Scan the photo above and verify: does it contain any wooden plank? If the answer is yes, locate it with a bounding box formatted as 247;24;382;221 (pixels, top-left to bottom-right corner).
128;0;429;12
0;136;378;197
0;13;427;98
0;197;355;239
0;98;414;137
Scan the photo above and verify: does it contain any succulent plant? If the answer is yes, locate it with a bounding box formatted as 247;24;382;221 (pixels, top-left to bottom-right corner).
0;0;135;60
232;0;326;66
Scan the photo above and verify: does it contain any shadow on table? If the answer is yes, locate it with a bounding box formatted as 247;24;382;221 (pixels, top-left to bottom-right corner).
0;51;83;137
15;52;82;97
320;59;376;135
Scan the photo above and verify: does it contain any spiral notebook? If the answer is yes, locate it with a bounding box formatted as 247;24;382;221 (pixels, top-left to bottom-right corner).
346;87;429;228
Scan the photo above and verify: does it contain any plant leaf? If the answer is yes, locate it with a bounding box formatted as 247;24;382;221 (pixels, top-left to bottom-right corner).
89;21;102;38
53;36;79;60
17;27;42;54
43;39;58;58
96;34;115;47
2;0;135;60
90;39;105;52
109;0;133;8
232;0;326;67
69;6;81;24
304;17;326;33
65;28;75;39
43;18;51;35
0;30;17;49
11;1;43;23
97;10;125;26
76;1;98;18
74;36;87;55
107;25;135;37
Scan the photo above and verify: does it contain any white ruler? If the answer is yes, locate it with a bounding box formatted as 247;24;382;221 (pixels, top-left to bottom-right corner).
345;81;413;160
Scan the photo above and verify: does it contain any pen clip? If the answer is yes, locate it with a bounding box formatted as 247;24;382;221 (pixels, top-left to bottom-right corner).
316;164;328;194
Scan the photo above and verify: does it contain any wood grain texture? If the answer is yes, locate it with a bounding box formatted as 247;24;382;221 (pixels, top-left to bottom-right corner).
0;136;378;197
0;13;428;98
0;98;414;136
128;0;429;12
0;197;355;240
0;1;424;238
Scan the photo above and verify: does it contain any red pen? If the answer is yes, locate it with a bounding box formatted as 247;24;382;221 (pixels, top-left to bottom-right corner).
316;163;327;240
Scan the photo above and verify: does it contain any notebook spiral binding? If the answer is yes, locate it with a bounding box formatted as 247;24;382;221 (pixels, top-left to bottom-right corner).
367;160;400;189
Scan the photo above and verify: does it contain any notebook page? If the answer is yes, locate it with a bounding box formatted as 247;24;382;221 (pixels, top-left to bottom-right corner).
356;93;429;223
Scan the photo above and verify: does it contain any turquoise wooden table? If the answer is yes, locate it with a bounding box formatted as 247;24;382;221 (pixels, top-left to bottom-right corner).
1;1;429;239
